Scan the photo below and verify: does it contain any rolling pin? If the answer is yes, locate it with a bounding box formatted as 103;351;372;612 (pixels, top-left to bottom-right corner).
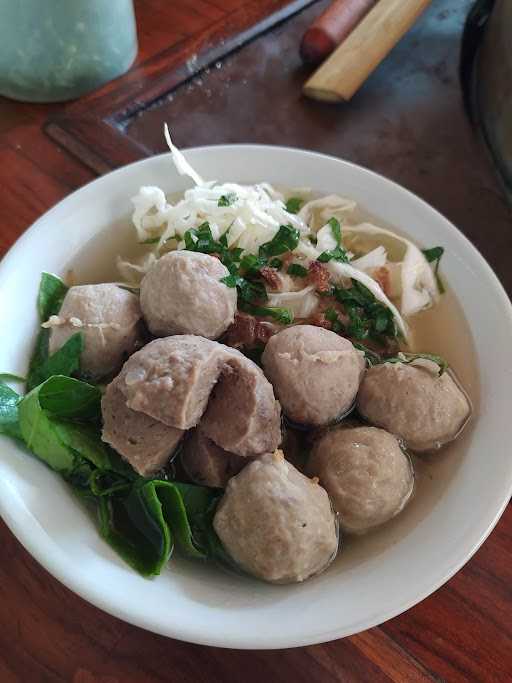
300;0;378;65
303;0;432;102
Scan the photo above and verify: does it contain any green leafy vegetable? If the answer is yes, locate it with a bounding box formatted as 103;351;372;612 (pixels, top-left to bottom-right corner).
0;373;25;382
237;278;268;305
37;272;68;322
159;481;214;559
316;217;348;263
220;274;240;289
239;302;293;325
422;246;445;294
98;485;170;577
3;352;225;578
18;376;126;476
38;375;101;420
27;333;84;392
218;192;237;207
27;272;72;392
239;253;267;277
18;387;78;474
191;496;240;570
287;263;308;277
318;245;349;264
324;307;344;334
183;222;244;278
183;222;297;327
98;480;220;576
259;225;300;258
0;381;22;439
285;197;303;214
328;217;342;245
334;280;398;343
353;343;382;367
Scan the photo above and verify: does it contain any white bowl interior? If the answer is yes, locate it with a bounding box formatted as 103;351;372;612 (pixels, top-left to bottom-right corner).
0;146;511;649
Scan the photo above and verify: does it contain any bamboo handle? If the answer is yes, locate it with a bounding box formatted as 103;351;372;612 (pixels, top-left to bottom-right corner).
303;0;432;102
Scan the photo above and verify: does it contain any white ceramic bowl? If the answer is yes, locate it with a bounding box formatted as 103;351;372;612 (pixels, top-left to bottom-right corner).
1;146;511;649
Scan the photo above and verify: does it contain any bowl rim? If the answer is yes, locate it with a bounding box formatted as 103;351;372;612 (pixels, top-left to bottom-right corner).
1;143;512;649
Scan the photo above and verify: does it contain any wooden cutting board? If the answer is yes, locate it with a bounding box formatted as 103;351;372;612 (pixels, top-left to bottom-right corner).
47;0;512;295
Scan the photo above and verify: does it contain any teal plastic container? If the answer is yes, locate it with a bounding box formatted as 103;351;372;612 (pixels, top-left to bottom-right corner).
0;0;137;102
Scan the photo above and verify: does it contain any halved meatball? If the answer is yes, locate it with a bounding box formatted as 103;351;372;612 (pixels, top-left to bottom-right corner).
261;325;365;427
101;379;183;476
47;284;144;380
201;347;282;457
357;360;471;451
181;427;252;488
140;251;237;339
214;451;338;583
116;335;226;429
308;426;413;534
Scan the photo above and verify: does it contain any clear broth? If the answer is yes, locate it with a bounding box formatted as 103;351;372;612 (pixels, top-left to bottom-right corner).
66;203;480;575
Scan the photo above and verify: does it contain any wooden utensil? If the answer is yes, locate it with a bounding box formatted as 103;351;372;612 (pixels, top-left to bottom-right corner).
303;0;432;102
300;0;378;65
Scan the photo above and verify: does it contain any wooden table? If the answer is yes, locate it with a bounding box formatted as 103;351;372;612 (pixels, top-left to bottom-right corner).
1;1;511;681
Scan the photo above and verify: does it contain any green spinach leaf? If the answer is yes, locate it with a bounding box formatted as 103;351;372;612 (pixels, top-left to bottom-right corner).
422;246;445;294
0;381;22;439
37;272;68;321
98;484;172;577
259;225;300;258
18;387;78;474
38;375;101;420
97;480;219;576
287;263;308;278
27;332;83;391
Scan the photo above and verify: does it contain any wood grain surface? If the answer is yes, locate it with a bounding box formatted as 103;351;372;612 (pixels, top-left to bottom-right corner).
0;0;511;681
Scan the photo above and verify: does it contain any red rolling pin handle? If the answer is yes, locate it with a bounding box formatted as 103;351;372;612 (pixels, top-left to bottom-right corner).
300;0;378;65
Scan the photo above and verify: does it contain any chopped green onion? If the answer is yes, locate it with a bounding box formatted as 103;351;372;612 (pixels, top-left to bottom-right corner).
328;217;342;245
269;258;283;270
259;225;300;258
239;302;293;325
324;307;344;333
218;193;237;207
422;246;445;294
285;197;303;214
353;343;382;367
287;263;308;277
317;245;349;263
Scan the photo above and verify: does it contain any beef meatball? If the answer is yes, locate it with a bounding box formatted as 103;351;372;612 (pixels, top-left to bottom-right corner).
201;347;282;457
214;451;338;583
357;360;471;451
181;427;252;488
140;251;237;339
116;335;225;429
261;325;365;427
101;379;183;476
308;426;413;534
47;284;144;380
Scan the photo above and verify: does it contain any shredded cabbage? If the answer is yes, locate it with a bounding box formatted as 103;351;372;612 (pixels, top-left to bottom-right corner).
299;195;357;230
345;223;439;317
121;126;445;340
266;286;319;319
351;246;388;272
